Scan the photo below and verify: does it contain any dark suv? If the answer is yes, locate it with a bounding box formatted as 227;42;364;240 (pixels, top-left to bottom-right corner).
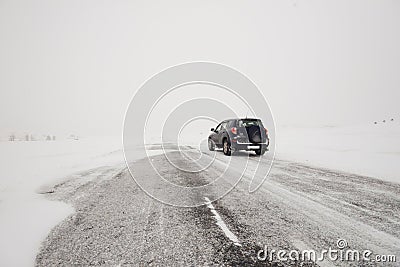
208;118;269;156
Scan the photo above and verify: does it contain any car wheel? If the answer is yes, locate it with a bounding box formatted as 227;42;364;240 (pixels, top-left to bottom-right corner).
208;139;215;151
223;139;231;156
255;148;265;156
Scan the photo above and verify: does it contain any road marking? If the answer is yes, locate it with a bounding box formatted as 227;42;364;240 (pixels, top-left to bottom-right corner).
204;197;242;247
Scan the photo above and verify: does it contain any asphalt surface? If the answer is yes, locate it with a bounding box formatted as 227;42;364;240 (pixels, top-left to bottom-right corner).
36;147;400;266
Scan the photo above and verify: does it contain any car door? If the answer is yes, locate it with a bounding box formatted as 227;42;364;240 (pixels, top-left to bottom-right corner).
218;121;228;144
210;123;222;145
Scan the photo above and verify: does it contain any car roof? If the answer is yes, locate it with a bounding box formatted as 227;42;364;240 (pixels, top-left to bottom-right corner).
223;118;260;121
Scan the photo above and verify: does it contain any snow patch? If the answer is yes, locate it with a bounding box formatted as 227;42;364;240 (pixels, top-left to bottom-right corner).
204;197;241;247
0;136;155;266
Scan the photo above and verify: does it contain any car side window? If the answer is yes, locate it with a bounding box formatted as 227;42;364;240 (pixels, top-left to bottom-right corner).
228;120;236;127
214;123;222;132
220;121;228;130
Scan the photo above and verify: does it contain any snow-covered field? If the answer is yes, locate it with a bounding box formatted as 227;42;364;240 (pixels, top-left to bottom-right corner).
0;137;125;267
0;122;398;266
276;122;400;183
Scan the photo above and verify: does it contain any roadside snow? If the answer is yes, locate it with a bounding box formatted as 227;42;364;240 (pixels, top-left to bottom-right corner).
276;122;400;183
0;136;124;267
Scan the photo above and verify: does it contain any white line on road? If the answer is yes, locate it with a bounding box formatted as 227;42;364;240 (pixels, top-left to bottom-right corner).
204;197;242;247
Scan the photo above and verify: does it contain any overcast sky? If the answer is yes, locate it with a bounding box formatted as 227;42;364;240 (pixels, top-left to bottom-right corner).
1;0;399;136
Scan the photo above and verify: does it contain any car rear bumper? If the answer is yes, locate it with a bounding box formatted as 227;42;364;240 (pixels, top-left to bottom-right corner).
231;139;269;151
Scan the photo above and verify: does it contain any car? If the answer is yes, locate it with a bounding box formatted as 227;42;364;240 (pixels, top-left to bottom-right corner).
208;118;269;156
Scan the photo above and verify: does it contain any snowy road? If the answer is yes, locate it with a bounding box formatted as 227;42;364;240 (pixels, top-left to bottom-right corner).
35;147;400;266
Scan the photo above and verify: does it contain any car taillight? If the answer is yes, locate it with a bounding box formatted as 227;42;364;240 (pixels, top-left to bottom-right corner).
265;128;268;135
231;127;237;134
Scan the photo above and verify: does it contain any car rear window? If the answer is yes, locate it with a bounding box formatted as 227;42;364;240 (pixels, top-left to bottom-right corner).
238;119;262;127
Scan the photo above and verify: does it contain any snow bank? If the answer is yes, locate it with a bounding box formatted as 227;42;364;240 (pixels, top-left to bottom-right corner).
276;122;400;183
0;136;125;267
